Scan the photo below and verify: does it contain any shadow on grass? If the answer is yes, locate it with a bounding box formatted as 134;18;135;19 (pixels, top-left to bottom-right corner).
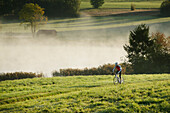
69;85;101;88
101;10;160;17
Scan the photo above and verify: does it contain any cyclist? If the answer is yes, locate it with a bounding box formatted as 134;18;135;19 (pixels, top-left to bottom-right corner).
112;62;122;83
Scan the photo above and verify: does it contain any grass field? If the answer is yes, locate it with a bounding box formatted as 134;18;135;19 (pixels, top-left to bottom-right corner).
0;74;169;112
80;1;162;9
1;15;170;33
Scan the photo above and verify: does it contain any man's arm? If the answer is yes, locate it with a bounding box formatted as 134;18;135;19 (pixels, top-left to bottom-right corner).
112;66;116;72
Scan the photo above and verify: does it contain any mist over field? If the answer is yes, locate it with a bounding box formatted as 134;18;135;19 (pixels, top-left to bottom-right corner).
0;22;170;77
0;34;126;77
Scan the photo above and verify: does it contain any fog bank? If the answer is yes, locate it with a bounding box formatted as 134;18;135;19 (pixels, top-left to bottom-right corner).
0;37;126;77
0;22;170;77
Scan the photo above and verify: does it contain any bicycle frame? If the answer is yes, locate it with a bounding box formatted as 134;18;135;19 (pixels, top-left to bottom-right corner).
113;74;123;84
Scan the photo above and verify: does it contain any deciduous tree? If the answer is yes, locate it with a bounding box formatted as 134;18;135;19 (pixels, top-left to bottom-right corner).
150;32;170;73
19;3;47;37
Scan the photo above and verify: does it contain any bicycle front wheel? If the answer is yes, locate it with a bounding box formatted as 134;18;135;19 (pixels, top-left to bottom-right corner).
113;77;118;84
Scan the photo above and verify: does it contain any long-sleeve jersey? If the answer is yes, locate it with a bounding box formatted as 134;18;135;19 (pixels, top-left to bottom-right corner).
113;65;122;74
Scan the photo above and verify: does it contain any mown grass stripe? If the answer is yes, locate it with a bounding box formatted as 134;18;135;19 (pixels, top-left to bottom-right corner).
52;17;170;31
0;77;169;112
54;16;156;28
1;16;170;33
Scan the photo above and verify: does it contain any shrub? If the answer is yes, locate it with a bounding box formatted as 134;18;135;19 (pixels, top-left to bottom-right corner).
90;0;105;9
160;1;170;16
131;4;136;11
0;72;43;81
63;0;81;17
53;63;133;76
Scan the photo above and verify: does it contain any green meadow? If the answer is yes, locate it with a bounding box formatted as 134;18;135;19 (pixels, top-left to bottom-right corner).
80;1;162;9
0;74;170;112
1;16;170;34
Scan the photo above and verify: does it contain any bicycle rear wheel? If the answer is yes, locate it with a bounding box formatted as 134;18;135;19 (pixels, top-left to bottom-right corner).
119;77;124;84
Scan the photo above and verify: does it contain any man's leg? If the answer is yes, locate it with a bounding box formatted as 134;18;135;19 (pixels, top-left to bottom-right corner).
119;71;122;83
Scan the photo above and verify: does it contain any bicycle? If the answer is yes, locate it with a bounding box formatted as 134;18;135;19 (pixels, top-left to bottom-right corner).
113;73;124;84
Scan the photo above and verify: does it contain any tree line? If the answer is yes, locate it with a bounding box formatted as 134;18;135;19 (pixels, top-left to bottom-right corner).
0;0;81;17
1;0;170;17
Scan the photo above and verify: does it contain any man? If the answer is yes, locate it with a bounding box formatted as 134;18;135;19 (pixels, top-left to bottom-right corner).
112;62;122;83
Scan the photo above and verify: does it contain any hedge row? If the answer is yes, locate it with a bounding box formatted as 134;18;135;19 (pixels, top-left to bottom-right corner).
53;63;133;76
0;72;43;81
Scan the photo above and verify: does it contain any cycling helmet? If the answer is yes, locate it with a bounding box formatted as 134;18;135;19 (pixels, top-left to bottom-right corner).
115;62;118;66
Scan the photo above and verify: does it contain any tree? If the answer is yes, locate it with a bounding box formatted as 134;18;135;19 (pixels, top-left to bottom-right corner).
0;0;13;15
19;3;47;37
124;24;170;74
150;32;170;73
160;1;170;16
123;24;154;73
90;0;104;9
